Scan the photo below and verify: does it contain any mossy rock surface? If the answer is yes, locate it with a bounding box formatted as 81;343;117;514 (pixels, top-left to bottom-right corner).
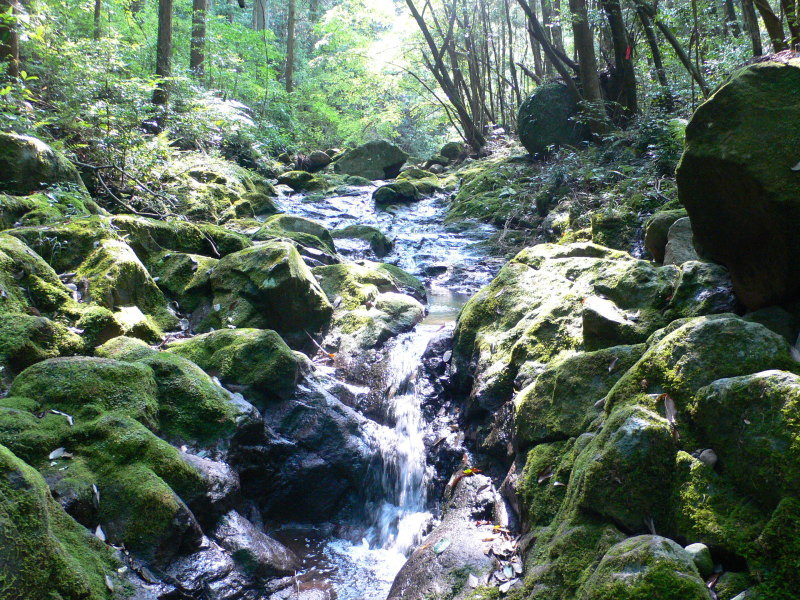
645;209;688;263
97;336;240;443
517;83;589;156
0;190;102;230
676;58;800;310
578;535;708;600
206;240;333;344
0;133;88;195
10;356;160;429
253;213;336;257
440;141;466;160
591;208;640;252
313;261;425;308
514;344;645;449
9;215;118;273
0;234;73;316
373;181;420;205
0;444;121;600
333;140;408;180
277;170;326;191
76;238;176;330
167;328;302;402
148;251;218;313
331;224;393;258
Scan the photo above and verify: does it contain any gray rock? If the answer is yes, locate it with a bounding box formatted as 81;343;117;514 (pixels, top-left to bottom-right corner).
684;542;714;578
212;511;299;577
664;217;700;265
333;140;409;180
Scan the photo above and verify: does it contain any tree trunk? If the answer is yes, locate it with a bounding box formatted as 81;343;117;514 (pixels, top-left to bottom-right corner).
599;0;637;117
724;0;742;36
752;0;787;50
130;0;143;15
0;0;19;77
190;0;206;78
551;0;564;50
779;0;800;46
741;0;763;54
94;0;102;39
252;0;266;29
153;0;173;105
637;5;669;91
540;0;554;74
568;0;605;131
285;0;295;93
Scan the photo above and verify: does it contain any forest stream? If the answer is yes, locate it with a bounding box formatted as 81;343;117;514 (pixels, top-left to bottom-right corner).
269;182;502;600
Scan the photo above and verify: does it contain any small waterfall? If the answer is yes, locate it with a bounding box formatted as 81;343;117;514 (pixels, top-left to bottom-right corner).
372;327;437;555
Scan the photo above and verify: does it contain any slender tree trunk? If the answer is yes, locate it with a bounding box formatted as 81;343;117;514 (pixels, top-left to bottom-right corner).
568;0;606;131
724;0;742;35
540;0;554;74
504;0;522;108
0;0;19;77
252;0;265;29
190;0;206;78
780;0;800;46
227;0;233;24
753;0;787;50
599;0;637;117
93;0;102;39
130;0;143;15
153;0;173;105
741;0;764;54
285;0;295;93
637;5;669;91
552;0;564;51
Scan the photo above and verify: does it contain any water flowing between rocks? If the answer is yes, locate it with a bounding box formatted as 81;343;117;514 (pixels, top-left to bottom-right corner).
270;183;503;600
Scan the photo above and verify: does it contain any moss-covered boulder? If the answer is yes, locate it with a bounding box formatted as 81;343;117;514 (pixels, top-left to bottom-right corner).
96;337;241;443
313;261;425;308
276;170;326;192
206;240;333;344
517;83;589;156
606;315;794;414
440;141;466;161
590;208;639;252
9;215;118;273
0;234;73;316
676;57;800;310
10;356;160;428
578;535;708;600
567;406;677;532
452;243;736;413
331;224;393;258
373;181;420;205
110;214;251;261
161;154;278;223
0;314;82;392
689;370;800;506
514;344;645;450
0;189;103;230
166;328;303;403
76;238;176;331
148;251;217;313
0;444;122;600
645;209;688;263
663;217;699;265
253;214;337;264
0;133;87;195
333;139;408;180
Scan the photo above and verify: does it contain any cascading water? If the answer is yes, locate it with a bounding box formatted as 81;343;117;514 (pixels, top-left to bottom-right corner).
271;184;503;600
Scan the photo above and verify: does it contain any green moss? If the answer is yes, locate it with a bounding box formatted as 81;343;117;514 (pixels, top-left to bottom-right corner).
147;251;217;312
97;336;239;443
373;181;420;204
578;535;708;600
74;305;124;349
253;213;336;255
514;345;645;449
518;439;576;528
753;497;800;599
0;234;73;316
313;261;422;309
75;238;177;330
644;209;688;262
518;83;589;156
167;328;301;402
0;444;121;600
0;189;99;230
9;215;117;273
277;170;327;191
331;224;393;257
0;132;88;195
206;240;333;342
9;356;160;429
590;209;639;252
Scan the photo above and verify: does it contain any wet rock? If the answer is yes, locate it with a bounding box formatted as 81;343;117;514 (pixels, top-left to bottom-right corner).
0;132;88;195
230;378;381;522
212;511;299;577
663;217;699;265
676;57;800;310
373;181;420;205
684;542;714;578
181;453;241;528
644;209;687;263
388;474;497;600
277;170;327;192
148;251;218;313
306;150;333;172
253;214;337;264
517;83;589;156
331;224;393;258
578;535;708;599
333;140;409;180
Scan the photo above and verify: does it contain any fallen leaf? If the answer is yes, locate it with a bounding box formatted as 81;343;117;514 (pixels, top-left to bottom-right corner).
48;447;66;460
608;357;619;373
95;525;106;542
537;465;553;485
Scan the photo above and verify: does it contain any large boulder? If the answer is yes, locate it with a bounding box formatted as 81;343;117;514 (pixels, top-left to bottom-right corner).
0;133;87;195
333;140;409;180
205;240;333;345
676;57;800;310
644;209;687;263
517;83;589;156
